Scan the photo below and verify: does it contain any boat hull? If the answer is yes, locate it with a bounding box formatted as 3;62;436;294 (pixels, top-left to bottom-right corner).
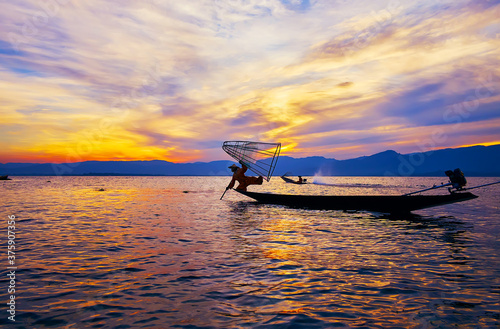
234;190;478;213
281;176;306;184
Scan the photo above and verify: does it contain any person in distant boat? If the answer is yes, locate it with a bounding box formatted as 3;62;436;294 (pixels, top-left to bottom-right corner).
226;161;263;191
298;176;303;184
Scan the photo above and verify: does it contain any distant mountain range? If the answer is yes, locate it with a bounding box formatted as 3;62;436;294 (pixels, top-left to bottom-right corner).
1;145;499;177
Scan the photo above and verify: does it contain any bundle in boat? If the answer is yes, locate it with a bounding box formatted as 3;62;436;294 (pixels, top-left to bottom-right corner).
222;141;281;181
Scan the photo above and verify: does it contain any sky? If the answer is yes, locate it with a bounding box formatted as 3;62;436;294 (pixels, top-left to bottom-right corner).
1;0;499;163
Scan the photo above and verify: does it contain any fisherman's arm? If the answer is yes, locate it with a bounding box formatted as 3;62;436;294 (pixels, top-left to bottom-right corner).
239;161;248;174
227;177;236;190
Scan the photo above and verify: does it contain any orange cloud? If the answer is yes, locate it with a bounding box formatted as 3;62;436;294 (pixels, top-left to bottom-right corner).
1;1;499;163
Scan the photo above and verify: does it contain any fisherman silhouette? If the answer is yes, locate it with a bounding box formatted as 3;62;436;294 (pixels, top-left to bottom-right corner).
226;161;263;191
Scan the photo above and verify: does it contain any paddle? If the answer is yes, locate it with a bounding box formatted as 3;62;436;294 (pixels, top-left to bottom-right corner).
220;188;230;200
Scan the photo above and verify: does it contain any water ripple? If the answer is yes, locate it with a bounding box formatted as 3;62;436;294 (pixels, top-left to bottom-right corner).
0;176;499;328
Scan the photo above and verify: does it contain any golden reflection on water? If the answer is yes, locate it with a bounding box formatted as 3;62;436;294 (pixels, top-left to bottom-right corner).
224;178;499;327
1;176;499;328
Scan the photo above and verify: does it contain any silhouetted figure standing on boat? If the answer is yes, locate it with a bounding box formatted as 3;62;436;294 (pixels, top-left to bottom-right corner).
226;161;263;191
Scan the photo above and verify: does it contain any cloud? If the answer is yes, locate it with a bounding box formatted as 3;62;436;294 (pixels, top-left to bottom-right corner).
337;81;353;87
0;0;499;162
280;0;311;12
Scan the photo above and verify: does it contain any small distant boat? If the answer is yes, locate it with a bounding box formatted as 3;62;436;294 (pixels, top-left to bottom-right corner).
0;175;11;180
234;190;478;213
281;174;307;184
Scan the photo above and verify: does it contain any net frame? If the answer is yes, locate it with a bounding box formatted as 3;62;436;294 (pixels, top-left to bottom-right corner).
222;141;281;181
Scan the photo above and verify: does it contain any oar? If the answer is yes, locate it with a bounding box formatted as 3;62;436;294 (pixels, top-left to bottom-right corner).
220;188;230;200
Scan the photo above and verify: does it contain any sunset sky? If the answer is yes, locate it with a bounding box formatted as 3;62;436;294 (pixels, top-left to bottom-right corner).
1;0;499;163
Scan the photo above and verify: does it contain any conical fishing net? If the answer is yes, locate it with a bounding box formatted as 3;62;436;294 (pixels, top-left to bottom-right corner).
222;141;281;181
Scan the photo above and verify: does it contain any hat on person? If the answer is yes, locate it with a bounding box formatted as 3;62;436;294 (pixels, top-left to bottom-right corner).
228;164;239;169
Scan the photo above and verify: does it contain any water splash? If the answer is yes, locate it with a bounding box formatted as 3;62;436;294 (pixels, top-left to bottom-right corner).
312;174;332;185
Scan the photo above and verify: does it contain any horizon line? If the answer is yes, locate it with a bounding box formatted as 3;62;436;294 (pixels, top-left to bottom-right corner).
1;143;499;165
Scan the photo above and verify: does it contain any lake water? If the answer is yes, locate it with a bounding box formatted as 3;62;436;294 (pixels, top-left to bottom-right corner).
1;176;499;328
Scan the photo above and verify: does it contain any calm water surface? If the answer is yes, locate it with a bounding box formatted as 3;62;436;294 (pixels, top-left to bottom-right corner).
1;176;499;328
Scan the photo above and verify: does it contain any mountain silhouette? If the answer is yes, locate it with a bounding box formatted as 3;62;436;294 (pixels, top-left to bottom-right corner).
1;144;499;177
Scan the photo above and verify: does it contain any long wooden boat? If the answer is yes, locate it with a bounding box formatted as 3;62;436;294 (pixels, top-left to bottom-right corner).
281;176;307;184
234;190;478;213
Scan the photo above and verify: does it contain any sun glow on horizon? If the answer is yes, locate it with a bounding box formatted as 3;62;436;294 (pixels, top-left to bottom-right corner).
1;1;499;163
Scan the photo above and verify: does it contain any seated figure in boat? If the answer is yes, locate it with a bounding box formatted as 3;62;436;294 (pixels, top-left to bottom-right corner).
226;162;263;191
298;176;303;183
